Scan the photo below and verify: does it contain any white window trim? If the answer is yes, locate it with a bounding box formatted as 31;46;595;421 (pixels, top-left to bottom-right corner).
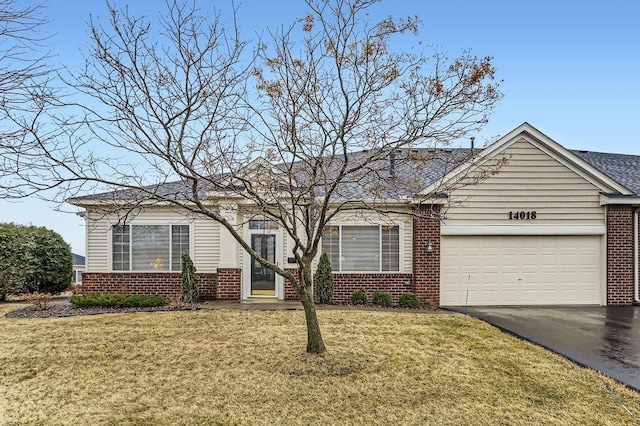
108;221;194;273
322;222;404;274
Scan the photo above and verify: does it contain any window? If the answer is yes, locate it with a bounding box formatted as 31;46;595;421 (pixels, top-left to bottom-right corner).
322;225;400;272
171;225;190;270
249;220;279;230
112;225;130;271
112;224;190;271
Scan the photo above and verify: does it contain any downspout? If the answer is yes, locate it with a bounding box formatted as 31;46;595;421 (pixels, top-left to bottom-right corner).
635;208;640;303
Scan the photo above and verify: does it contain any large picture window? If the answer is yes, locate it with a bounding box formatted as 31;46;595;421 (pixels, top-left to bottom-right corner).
112;224;190;272
322;225;400;272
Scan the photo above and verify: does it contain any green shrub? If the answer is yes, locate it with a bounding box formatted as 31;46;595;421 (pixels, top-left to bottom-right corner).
315;252;334;304
0;223;72;299
398;292;420;309
181;252;198;305
70;293;166;308
372;291;392;308
350;289;367;305
24;226;73;295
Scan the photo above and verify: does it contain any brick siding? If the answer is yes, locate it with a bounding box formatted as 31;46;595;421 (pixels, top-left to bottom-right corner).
284;268;300;301
413;204;441;307
216;268;241;300
82;272;216;300
606;205;636;305
331;273;414;304
286;270;415;305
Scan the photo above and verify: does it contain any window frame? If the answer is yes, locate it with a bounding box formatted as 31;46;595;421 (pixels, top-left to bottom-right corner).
321;223;403;273
110;222;193;272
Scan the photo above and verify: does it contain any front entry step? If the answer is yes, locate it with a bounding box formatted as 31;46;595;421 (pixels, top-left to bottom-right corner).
243;296;281;304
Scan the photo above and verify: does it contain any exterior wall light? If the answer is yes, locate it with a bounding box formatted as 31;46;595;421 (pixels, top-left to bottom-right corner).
426;240;433;253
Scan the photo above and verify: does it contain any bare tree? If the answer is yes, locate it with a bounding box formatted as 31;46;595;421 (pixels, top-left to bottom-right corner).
0;0;57;197
0;0;501;354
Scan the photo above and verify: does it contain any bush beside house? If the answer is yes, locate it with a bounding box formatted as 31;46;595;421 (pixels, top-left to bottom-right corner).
181;252;198;305
398;293;420;309
372;291;393;307
0;223;72;301
315;252;334;304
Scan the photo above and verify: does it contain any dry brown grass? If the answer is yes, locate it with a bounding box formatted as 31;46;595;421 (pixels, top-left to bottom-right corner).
1;303;639;425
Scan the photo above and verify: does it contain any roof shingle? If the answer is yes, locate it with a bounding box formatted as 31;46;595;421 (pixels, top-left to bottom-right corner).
572;150;640;196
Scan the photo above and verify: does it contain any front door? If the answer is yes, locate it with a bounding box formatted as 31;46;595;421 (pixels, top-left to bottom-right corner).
250;233;276;296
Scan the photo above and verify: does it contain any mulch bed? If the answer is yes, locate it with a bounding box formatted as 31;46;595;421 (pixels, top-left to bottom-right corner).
5;300;174;319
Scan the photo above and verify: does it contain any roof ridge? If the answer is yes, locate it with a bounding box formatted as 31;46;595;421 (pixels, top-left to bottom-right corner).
571;149;640;158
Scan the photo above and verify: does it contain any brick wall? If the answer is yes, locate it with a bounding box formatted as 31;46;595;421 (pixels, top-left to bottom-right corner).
606;205;636;305
216;268;242;300
82;272;217;300
413;204;441;307
285;269;414;305
331;273;413;304
284;268;300;301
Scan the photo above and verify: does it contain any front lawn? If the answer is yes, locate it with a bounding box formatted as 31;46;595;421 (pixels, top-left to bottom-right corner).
0;303;638;425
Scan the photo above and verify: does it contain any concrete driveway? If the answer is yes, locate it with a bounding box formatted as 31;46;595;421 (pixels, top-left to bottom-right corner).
449;306;640;391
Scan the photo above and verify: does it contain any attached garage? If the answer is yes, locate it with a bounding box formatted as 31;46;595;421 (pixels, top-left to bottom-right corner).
440;235;603;306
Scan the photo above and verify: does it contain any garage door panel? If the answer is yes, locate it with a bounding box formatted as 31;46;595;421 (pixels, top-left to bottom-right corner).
440;235;602;306
539;273;556;284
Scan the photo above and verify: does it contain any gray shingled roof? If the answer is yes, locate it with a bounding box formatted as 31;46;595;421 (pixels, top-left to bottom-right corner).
69;147;640;204
572;150;640;196
309;148;470;200
69;148;471;203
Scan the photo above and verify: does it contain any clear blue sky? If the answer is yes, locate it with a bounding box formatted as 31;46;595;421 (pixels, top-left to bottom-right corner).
1;0;638;255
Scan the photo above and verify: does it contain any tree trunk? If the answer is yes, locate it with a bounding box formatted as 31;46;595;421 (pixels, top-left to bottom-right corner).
299;289;326;354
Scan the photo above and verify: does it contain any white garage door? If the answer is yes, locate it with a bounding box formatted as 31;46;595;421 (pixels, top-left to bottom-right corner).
440;235;602;306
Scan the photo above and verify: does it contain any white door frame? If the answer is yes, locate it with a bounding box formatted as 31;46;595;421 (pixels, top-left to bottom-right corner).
243;228;283;299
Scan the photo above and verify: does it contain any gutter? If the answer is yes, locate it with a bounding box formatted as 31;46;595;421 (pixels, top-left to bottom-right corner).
635;208;640;303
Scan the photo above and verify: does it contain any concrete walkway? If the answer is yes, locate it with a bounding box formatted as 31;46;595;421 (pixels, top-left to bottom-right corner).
450;306;640;392
199;300;304;310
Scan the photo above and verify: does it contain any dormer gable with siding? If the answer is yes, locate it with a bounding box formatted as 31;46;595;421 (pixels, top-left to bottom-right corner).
440;123;632;230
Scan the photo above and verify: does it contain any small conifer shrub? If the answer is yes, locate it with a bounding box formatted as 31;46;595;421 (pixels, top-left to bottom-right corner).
315;252;334;304
181;252;198;306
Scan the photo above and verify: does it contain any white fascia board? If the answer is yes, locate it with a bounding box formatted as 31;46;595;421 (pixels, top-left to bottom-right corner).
328;197;444;207
600;194;640;205
68;199;180;207
441;224;607;236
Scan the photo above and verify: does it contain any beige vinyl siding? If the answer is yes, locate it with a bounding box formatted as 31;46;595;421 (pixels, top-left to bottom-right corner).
85;208;220;273
193;217;219;273
402;215;413;273
86;212;109;272
444;139;605;225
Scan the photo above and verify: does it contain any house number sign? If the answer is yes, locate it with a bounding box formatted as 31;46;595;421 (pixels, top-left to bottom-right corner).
508;211;537;220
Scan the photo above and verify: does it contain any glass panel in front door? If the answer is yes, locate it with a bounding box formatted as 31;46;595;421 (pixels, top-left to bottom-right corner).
250;234;276;296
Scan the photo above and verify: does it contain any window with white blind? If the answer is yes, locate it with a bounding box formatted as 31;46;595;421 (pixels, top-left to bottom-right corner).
322;225;400;272
112;224;190;272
